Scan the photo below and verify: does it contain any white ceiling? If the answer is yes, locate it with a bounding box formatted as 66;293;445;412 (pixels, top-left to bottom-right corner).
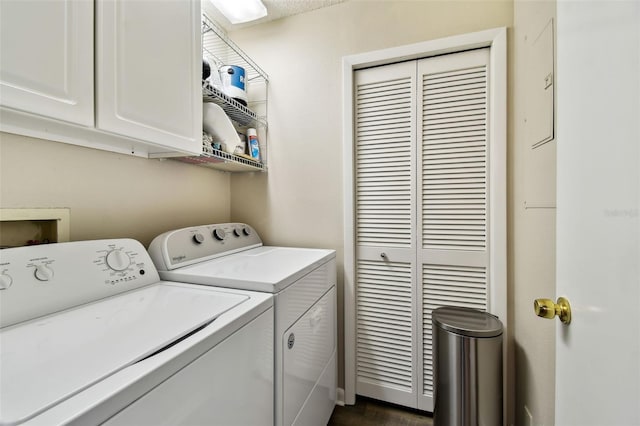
202;0;346;31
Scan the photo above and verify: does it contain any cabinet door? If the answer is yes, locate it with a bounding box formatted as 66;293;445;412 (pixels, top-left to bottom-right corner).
0;0;94;126
95;0;201;154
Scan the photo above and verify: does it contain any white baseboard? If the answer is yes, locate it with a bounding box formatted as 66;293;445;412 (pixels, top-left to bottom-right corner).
336;387;345;406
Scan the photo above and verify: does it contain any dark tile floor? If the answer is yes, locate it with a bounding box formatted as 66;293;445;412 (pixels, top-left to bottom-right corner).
328;397;434;426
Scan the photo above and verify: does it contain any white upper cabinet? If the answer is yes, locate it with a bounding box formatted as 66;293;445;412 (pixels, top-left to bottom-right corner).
0;0;202;157
95;0;201;152
0;0;94;126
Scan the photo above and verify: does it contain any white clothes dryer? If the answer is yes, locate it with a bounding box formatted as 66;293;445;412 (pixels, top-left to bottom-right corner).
148;223;337;426
0;239;273;426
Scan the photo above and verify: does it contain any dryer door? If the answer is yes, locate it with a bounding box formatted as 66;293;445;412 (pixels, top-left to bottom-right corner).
282;287;336;426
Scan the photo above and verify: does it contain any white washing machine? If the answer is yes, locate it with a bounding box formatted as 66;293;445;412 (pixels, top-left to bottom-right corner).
148;223;337;426
0;239;274;426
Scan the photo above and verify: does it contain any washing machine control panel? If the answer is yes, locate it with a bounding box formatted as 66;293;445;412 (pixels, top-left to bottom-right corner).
148;223;263;270
0;239;160;329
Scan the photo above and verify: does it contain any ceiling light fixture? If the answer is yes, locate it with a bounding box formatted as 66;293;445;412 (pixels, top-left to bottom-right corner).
209;0;268;24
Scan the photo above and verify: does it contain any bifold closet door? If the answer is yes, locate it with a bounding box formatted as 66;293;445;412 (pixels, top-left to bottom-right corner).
354;48;491;412
417;48;490;412
353;61;419;408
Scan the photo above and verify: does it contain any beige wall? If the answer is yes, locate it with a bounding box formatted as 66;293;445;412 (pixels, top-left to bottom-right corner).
512;1;557;425
0;132;231;246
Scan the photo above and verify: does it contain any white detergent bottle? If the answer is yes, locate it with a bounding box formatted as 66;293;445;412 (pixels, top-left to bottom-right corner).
247;128;261;162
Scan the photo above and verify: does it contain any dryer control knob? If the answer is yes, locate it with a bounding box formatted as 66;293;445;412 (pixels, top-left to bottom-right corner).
34;264;54;281
242;226;252;236
233;227;242;237
193;233;205;244
212;228;226;241
105;249;131;271
0;273;13;290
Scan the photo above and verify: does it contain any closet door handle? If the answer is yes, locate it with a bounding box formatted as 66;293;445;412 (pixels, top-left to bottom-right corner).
380;252;387;259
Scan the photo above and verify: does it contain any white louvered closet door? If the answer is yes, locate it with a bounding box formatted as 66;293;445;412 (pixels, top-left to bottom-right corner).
354;48;493;412
417;48;490;412
354;61;419;408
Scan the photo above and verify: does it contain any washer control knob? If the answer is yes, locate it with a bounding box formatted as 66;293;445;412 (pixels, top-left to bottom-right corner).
0;273;13;290
34;264;54;281
193;233;205;244
233;227;242;237
212;228;226;241
105;249;131;272
242;226;252;236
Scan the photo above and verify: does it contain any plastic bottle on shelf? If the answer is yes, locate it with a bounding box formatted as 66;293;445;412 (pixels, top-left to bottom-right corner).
247;128;261;162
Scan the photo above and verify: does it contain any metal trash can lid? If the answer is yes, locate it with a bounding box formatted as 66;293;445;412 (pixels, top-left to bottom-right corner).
432;306;503;338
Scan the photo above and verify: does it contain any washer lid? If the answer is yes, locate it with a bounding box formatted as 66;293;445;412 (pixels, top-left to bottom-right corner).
432;306;503;338
0;283;248;425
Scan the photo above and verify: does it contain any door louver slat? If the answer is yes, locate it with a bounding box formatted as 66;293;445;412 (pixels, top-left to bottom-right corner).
357;259;413;392
358;351;412;365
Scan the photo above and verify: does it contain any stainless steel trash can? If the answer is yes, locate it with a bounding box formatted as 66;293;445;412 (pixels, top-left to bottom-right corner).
432;306;503;426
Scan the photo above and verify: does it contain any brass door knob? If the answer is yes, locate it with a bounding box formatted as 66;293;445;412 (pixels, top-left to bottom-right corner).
534;297;571;324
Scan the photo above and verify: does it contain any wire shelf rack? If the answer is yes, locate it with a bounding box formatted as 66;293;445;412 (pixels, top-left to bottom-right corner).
202;15;268;83
177;148;265;172
173;14;268;172
202;82;267;128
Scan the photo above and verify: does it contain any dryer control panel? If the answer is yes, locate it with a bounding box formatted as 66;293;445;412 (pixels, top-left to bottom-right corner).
148;223;263;271
0;239;160;328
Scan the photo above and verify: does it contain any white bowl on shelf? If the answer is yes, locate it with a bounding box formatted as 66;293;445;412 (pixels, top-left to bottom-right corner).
202;103;241;154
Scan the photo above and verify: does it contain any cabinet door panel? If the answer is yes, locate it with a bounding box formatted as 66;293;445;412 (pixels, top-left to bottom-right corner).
0;0;93;126
96;0;201;154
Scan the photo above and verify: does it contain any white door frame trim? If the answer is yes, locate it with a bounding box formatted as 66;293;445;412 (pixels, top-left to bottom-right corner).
342;27;507;406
